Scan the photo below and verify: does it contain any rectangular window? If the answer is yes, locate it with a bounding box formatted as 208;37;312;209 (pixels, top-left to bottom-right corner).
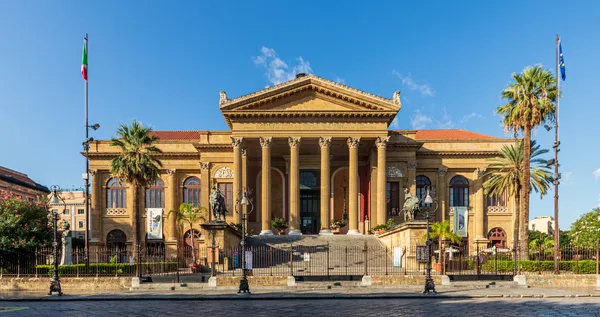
486;191;507;207
78;209;85;215
386;182;400;216
449;187;469;207
145;188;165;208
64;209;70;215
78;221;84;229
218;183;233;214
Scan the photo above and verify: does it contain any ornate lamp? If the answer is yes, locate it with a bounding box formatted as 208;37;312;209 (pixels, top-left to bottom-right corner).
422;185;437;294
48;185;65;296
236;188;254;295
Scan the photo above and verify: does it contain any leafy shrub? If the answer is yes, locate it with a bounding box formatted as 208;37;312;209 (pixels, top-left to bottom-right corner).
36;262;178;276
478;259;598;274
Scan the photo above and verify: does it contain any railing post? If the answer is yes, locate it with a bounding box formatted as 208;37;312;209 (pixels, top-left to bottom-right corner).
345;246;348;276
35;250;38;278
289;243;293;277
538;245;542;275
326;242;330;279
575;246;579;274
363;241;368;277
403;246;407;275
596;243;599;275
17;257;20;278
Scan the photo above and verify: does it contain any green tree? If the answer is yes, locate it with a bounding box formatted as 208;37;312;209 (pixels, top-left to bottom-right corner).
109;120;163;277
570;208;600;248
422;221;462;262
529;232;554;259
496;65;557;259
483;139;553;260
0;192;52;253
168;203;207;265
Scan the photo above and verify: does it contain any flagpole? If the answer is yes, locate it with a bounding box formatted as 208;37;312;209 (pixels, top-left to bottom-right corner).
553;34;560;274
84;33;90;269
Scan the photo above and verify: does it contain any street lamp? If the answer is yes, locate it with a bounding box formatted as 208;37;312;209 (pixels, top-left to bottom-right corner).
422;185;437;294
48;185;65;296
236;188;254;295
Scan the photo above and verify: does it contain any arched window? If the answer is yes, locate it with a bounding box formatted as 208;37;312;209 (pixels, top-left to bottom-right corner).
487;190;507;207
449;176;469;207
107;178;126;208
183;177;201;207
183;229;201;260
106;229;127;263
416;175;432;207
145;178;165;208
487;227;507;248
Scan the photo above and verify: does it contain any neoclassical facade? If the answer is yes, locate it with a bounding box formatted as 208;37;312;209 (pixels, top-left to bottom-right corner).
87;74;516;252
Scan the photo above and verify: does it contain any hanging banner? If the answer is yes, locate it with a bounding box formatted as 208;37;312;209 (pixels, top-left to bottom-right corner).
453;207;468;237
393;247;402;267
147;208;163;240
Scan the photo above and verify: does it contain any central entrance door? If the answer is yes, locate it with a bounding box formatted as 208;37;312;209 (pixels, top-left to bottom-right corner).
299;170;320;234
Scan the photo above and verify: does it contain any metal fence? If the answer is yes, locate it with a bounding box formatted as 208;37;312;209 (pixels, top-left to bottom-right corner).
0;244;598;278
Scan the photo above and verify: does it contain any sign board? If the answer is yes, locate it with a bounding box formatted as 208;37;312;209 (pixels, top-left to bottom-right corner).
245;251;253;270
393;247;402;267
416;245;428;262
453;206;468;237
146;208;163;240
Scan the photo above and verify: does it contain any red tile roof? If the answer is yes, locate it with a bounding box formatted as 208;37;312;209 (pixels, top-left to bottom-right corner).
415;129;496;140
0;166;50;193
150;131;201;141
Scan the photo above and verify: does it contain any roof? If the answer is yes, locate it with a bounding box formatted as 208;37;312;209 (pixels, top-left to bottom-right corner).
150;131;201;141
0;166;50;193
414;129;496;140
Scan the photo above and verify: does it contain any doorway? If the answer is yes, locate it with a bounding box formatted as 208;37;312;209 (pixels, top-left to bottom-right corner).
299;170;320;234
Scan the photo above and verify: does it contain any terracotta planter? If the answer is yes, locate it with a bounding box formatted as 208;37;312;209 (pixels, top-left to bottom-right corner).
434;262;442;272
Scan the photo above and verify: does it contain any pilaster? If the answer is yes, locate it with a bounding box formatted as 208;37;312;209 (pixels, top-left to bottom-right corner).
166;169;177;241
200;162;210;221
231;137;244;224
89;169;102;243
407;160;417;195
474;168;487;240
437;167;447;223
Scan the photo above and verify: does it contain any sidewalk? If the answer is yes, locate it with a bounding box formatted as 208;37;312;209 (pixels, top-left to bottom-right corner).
1;285;599;301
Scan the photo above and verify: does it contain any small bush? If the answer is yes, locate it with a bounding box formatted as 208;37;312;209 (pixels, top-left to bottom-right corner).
36;262;177;276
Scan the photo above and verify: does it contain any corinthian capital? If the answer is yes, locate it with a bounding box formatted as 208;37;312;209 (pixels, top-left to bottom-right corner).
288;137;301;149
230;137;244;148
436;166;448;177
259;136;272;149
347;137;361;149
375;136;390;149
89;169;97;176
319;137;332;149
476;167;487;178
407;160;417;171
199;162;210;171
166;169;176;176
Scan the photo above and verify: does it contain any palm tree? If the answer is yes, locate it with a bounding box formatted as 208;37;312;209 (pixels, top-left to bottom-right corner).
168;203;207;267
529;233;554;260
483;140;553;260
423;220;462;266
496;65;557;259
109;120;163;277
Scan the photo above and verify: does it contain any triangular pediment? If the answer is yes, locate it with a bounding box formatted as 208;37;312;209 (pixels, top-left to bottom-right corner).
219;74;401;113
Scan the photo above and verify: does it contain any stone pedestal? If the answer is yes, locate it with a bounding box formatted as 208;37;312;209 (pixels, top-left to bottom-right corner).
60;236;73;266
201;221;242;270
377;221;428;271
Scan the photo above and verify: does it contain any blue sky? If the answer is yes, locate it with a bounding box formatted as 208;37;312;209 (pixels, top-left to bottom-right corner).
1;1;599;228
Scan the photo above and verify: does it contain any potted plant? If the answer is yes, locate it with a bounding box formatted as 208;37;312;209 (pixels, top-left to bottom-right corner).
272;217;288;235
330;218;348;233
420;220;462;272
369;218;396;235
168;203;207;273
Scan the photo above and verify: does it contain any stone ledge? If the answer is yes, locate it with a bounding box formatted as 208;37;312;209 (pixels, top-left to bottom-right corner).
0;277;131;291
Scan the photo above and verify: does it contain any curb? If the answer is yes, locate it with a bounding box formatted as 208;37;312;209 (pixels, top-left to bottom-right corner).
1;293;599;301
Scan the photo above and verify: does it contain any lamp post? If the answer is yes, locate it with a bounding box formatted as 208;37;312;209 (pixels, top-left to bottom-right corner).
422;185;437;294
48;185;65;296
236;188;254;295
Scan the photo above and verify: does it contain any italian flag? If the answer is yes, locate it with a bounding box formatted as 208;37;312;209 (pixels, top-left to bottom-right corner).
81;41;88;81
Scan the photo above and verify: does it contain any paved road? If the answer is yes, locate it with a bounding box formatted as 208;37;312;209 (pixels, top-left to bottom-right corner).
3;298;600;317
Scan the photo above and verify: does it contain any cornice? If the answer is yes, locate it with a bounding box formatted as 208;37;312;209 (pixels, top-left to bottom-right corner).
194;144;233;153
416;151;501;158
84;152;200;159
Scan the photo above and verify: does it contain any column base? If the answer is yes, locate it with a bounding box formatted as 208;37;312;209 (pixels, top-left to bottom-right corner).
346;229;362;235
319;229;333;236
259;230;274;236
288;229;302;236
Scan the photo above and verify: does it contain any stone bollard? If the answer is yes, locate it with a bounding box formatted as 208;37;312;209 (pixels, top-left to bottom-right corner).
287;276;296;287
131;277;141;289
208;276;217;287
441;275;451;286
596;275;600;289
514;275;528;287
361;275;373;286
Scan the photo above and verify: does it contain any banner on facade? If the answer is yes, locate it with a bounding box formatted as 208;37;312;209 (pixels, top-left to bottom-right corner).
146;208;163;240
453;206;468;237
245;251;253;270
393;247;402;267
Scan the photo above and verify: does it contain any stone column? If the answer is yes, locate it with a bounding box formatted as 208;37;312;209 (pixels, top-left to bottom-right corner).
90;170;102;243
347;137;361;235
200;162;210;220
167;169;178;241
259;137;273;235
231;137;244;224
474;168;486;239
436;167;447;222
375;136;389;227
407;160;417;195
288;137;302;235
319;137;332;235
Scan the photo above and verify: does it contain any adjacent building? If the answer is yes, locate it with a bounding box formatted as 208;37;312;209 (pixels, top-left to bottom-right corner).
87;74;518;253
0;165;49;200
529;216;555;236
47;190;89;240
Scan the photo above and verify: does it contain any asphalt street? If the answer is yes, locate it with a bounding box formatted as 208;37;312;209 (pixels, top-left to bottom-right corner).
2;298;600;317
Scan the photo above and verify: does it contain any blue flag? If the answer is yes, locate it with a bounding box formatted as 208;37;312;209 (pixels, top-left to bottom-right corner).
559;43;566;81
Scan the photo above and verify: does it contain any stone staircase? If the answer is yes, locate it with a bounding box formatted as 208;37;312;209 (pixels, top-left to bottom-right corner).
247;234;385;248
